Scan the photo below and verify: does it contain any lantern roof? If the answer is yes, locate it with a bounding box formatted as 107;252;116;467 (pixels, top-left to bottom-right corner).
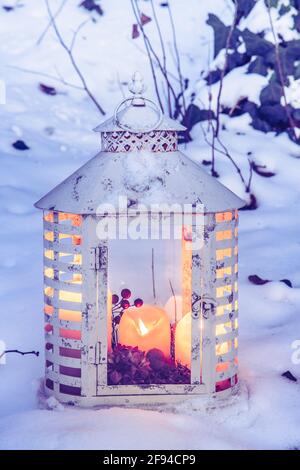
35;72;245;214
34;150;245;214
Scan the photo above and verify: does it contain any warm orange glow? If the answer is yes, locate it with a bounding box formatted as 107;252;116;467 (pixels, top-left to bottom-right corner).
216;303;232;316
44;249;54;260
216;362;229;373
58;213;82;227
216;285;232;298
118;305;171;357
107;290;112;352
59;328;81;340
44;286;54;298
44;305;54;315
44;212;54;223
215;212;233;223
44;231;54;241
216;266;232;279
216;323;231;356
216;248;232;260
59;309;81;322
44;268;54;279
216;230;232;241
175;312;191;367
59;290;82;303
182;226;192;317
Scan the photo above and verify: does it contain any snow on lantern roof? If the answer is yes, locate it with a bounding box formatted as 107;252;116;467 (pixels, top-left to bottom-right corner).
34;149;245;214
94;72;186;134
35;72;245;214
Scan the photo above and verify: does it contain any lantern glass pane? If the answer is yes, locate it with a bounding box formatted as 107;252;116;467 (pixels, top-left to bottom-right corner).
106;227;193;386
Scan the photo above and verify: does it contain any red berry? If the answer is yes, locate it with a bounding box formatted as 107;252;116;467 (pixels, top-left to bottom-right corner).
112;294;119;304
121;299;130;309
134;298;143;308
121;288;131;299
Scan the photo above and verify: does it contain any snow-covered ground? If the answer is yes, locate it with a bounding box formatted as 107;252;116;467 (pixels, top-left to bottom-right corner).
0;0;300;450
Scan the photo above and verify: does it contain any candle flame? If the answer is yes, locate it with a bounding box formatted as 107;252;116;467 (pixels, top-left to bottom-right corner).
137;318;149;336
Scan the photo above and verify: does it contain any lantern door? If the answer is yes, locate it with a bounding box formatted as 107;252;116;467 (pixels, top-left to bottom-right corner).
95;213;207;398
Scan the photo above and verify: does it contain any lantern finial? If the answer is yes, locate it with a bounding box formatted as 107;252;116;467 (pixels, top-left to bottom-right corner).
128;71;146;97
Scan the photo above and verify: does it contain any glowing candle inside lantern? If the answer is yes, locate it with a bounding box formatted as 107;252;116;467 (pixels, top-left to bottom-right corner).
107;290;113;352
175;312;191;367
118;304;171;357
182;226;192;317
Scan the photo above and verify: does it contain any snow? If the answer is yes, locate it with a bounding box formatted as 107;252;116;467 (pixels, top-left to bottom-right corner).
0;0;300;450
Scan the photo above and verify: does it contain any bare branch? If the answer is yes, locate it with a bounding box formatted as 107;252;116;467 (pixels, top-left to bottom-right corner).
149;0;171;115
36;0;67;46
131;0;184;118
131;0;165;112
45;0;106;115
7;64;85;91
166;2;186;115
0;349;39;360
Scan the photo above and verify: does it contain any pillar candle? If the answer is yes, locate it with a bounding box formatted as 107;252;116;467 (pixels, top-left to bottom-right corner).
118;304;171;357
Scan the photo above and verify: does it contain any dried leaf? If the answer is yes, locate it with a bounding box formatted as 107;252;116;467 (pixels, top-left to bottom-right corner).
79;0;103;16
39;83;57;96
248;274;270;285
280;279;293;288
140;13;151;25
132;24;140;39
251;162;276;177
12;140;30;151
281;371;297;382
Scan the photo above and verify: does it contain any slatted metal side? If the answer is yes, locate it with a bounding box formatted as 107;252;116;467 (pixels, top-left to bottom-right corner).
214;210;239;392
43;210;83;397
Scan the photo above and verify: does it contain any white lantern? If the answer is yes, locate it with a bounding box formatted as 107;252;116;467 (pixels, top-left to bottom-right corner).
35;73;244;406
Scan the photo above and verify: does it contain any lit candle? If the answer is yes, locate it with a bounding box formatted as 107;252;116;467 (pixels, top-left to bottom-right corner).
175;312;191;367
118;304;171;357
175;314;231;369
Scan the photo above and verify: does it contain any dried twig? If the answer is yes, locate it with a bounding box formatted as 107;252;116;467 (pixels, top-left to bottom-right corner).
131;0;165;112
168;279;177;324
7;65;85;91
131;0;184;119
149;0;171;115
200;121;253;194
211;0;238;176
45;0;106;115
37;0;67;46
166;2;186;116
0;349;39;360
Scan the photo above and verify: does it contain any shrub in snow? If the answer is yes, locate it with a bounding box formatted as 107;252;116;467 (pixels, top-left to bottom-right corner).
184;0;300;144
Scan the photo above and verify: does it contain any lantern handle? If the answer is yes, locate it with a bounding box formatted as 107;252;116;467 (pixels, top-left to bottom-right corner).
113;97;163;134
113;72;163;133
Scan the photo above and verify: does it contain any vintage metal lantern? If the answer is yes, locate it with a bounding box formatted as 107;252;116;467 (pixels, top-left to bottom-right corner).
35;73;244;406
